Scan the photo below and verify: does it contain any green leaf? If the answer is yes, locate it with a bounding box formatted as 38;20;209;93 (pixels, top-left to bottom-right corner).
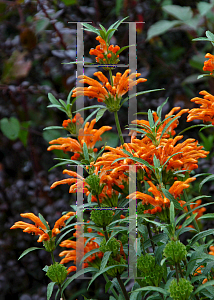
147;20;181;40
74;105;106;113
35;18;49;34
87;264;128;290
107;16;129;41
82;23;100;35
116;45;134;55
194;280;214;294
19;121;30;147
61;0;77;5
198;74;212;79
83;108;100;127
79;248;101;265
189;228;214;246
162;188;183;210
197;2;214;16
120;89;165;107
48;93;59;105
192;37;210;42
38;213;50;230
162;5;193;21
96;108;107;122
47;282;55;300
159;116;180;140
131;286;168;296
18;247;44;260
0;117;20;140
100;251;112;271
206;30;214;42
157;98;168;118
199;174;214;191
198;213;214;221
170;202;175;227
48;159;82;171
43;126;64;130
178;124;207;135
43;129;63;143
105;281;113;293
83;142;89;162
61;267;98;293
148;109;154;128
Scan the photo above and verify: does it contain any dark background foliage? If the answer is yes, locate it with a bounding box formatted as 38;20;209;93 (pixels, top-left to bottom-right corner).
0;0;214;299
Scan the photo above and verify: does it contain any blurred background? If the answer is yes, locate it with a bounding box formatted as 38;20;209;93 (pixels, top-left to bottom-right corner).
1;0;214;299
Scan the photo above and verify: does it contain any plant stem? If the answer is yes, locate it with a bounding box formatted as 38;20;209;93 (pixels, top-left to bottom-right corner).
50;252;66;300
183;260;200;300
114;111;125;145
147;223;155;252
175;263;179;283
103;273;119;299
109;69;113;86
103;225;109;241
178;263;184;278
51;251;56;264
116;273;129;300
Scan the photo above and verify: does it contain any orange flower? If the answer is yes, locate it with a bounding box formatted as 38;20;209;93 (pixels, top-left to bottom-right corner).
10;212;75;242
72;69;147;112
48;118;111;156
89;36;120;64
187;90;214;125
127;178;195;209
59;225;103;274
50;169;88;194
203;53;214;75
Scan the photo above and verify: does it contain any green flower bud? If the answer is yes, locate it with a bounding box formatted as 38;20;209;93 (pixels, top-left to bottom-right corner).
145;264;164;287
43;237;56;252
91;206;114;227
137;254;155;275
46;263;67;284
100;237;120;256
169;278;193;300
163;241;187;263
106;256;126;277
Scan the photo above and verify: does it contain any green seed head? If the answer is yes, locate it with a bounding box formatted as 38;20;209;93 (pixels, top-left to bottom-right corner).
90;206;114;227
46;263;67;284
163;240;187;263
169;278;193;300
137;254;155;275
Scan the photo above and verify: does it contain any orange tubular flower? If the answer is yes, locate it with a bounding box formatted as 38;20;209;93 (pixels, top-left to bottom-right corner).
187;90;214;125
127;178;195;210
203;53;214;75
47;118;111;157
89;36;120;65
72;69;147;112
59;226;103;274
10;212;75;242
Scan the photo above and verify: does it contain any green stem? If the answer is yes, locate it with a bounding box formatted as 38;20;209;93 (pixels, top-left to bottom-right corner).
103;225;109;241
114;111;125;145
116;273;129;300
50;251;66;300
103;273;119;299
109;68;113;86
175;263;179;283
178;263;184;278
147;223;155;252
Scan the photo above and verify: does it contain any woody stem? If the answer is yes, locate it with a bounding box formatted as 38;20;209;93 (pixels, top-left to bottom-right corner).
147;223;155;252
116;273;129;300
114;111;125;145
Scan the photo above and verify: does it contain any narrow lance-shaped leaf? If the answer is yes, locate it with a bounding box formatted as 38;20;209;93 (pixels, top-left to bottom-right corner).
47;282;55;300
39;213;50;230
18;247;44;260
